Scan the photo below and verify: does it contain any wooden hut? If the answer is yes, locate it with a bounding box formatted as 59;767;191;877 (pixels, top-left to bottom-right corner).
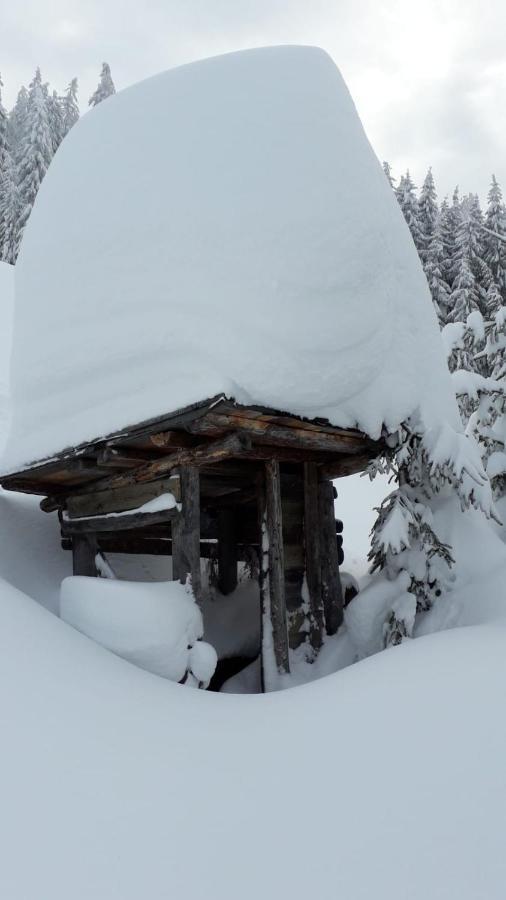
0;48;448;687
0;396;380;678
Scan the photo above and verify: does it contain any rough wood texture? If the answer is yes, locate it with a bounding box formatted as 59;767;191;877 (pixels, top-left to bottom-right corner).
60;536;259;561
74;432;251;496
264;460;290;674
172;467;202;601
280;468;306;650
97;446;165;468
72;533;98;576
190;412;370;454
61;506;179;535
217;508;238;595
63;476;181;518
319;479;344;635
304;463;325;652
1;396;378;496
320;453;374;480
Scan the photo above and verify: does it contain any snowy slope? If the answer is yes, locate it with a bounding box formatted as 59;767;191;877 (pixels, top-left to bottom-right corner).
0;579;506;899
5;46;458;471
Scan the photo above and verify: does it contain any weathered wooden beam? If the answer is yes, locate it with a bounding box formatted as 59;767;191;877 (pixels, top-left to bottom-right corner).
217;508;238;595
96;446;165;468
172;467;202;601
147;430;197;449
5;481;68;499
61;506;179;534
72;533;98;576
62;535;258;561
261;460;290;679
304;463;326;652
319;480;344;635
72;432;251;496
190;412;372;454
60;476;181;518
320;453;374;480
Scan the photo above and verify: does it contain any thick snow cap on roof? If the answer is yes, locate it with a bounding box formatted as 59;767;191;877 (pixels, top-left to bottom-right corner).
4;46;459;470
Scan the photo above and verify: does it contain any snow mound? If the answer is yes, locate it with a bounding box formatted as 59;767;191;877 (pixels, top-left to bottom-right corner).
1;578;506;898
5;45;458;471
60;576;216;685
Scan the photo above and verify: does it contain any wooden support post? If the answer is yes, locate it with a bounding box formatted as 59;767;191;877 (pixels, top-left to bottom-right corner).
280;468;306;650
171;466;202;601
304;463;325;652
260;460;290;684
217;508;238;595
319;479;344;635
72;533;98;576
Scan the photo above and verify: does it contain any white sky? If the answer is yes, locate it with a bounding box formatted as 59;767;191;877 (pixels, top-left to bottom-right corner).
2;0;505;200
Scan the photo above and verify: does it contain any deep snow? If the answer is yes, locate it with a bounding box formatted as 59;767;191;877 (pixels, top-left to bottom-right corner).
1;578;506;899
60;575;217;684
5;46;458;471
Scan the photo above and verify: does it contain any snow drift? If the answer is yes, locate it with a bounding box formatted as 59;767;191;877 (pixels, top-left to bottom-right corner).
60;576;217;686
1;577;506;899
5;45;458;471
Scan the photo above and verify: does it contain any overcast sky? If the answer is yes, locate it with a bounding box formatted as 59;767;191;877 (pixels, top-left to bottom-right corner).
2;0;505;200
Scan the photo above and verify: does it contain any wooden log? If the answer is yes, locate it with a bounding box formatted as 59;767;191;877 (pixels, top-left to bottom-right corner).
72;533;98;576
190;412;372;454
171;467;202;601
6;481;69;499
62;476;181;518
320;453;374;480
61;535;258;560
96;446;165;468
304;463;325;652
148;430;197;449
319;480;344;635
61;506;179;535
217;508;238;595
71;432;251;496
263;460;290;677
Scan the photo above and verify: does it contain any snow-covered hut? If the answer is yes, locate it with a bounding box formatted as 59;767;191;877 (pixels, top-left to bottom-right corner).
0;47;457;683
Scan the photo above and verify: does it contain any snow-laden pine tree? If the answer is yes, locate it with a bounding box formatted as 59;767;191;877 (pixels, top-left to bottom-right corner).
448;256;481;324
0;74;8;168
418;167;438;264
368;413;493;645
382;160;395;188
424;214;451;325
483;176;506;300
455;307;506;504
0;151;20;264
395;171;424;255
46;88;64;154
8;85;28;163
395;170;424;253
89;63;115;107
0;73;10;261
16;69;54;250
438;196;456;293
61;78;79;138
448;195;491;322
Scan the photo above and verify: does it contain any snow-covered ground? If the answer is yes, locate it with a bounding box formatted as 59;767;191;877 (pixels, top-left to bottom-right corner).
1;575;506;900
